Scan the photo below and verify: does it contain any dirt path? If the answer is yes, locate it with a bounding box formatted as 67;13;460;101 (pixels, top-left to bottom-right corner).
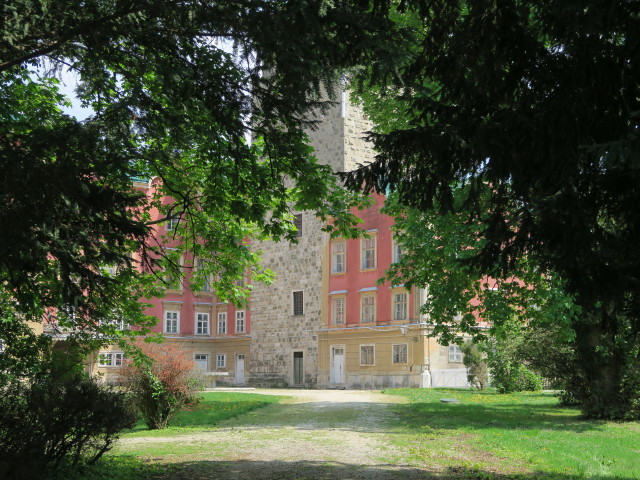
120;389;440;479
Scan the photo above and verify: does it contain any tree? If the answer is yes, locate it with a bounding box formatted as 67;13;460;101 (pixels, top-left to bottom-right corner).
1;1;401;376
383;190;576;394
348;2;640;419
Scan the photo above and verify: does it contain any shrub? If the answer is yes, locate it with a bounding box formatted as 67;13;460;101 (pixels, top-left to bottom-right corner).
461;341;488;390
121;340;203;429
0;355;137;480
491;363;543;393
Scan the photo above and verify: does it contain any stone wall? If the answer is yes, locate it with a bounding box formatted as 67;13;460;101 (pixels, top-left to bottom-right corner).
248;213;328;387
248;93;375;388
343;91;375;173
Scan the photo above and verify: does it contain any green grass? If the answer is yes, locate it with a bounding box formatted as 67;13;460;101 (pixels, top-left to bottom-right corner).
384;388;640;479
45;392;286;479
123;391;285;437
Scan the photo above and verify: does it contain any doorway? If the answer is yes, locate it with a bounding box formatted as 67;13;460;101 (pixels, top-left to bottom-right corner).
331;347;344;384
293;351;304;385
235;354;245;385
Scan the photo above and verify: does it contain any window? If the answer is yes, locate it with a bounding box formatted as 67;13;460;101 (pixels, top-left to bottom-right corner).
393;292;407;320
196;258;212;292
195;312;209;335
361;236;376;269
103;265;117;276
216;353;226;368
217;312;227;335
392;238;404;264
293;213;303;237
332;297;345;325
361;295;375;323
164;310;179;334
194;354;208;371
292;290;304;315
393;344;408;364
332;241;346;273
166;216;180;231
98;352;124;367
99;318;129;331
164;268;181;290
449;345;463;363
360;345;375;366
235;310;245;333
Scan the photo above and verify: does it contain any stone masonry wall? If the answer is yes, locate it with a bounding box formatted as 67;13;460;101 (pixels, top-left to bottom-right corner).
249;212;327;387
343;91;375;173
248;94;375;388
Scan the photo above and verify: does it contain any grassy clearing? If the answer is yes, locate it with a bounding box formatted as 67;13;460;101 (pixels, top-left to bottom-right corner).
123;391;284;437
384;388;640;479
45;391;285;480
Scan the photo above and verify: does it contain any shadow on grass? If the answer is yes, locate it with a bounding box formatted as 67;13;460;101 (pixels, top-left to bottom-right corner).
146;459;637;480
385;389;607;434
172;400;278;427
390;402;605;434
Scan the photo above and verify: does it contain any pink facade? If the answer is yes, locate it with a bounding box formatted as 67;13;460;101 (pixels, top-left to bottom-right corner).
327;194;416;328
137;178;250;340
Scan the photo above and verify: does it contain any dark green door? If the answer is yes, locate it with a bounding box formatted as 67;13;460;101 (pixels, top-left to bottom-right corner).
293;352;304;385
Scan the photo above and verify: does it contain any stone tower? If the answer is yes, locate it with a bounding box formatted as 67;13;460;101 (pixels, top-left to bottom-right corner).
247;91;375;387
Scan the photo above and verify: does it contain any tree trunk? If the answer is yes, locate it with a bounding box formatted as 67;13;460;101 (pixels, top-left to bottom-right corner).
572;305;640;420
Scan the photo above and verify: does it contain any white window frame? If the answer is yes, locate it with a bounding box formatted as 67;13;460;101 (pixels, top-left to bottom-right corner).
361;295;376;323
98;352;124;367
392;344;408;364
194;353;209;371
332;296;345;325
99;318;130;331
166;216;180;231
235;310;245;333
360;345;375;366
195;258;213;293
195;312;210;335
393;292;408;321
331;241;346;274
449;344;463;363
164;310;180;334
361;236;377;270
216;353;226;368
292;290;304;316
217;311;227;335
392;237;404;264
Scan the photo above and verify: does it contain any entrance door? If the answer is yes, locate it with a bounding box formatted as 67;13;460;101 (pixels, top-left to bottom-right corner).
293;351;304;385
235;354;245;385
331;347;344;384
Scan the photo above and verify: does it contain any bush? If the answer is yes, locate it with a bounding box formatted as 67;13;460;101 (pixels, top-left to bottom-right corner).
461;341;488;390
491;363;543;393
0;360;137;479
121;340;203;429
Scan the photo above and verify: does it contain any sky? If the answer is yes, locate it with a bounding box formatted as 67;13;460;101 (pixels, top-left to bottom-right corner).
56;69;92;121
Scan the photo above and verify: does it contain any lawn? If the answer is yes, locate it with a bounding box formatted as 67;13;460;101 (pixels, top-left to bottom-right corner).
123;391;284;437
384;388;640;479
44;391;285;480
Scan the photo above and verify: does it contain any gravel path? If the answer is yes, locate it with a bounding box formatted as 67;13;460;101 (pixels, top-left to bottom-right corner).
120;389;440;479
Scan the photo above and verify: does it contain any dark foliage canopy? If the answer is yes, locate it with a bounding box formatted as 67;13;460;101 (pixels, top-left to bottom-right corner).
0;0;398;375
347;1;640;418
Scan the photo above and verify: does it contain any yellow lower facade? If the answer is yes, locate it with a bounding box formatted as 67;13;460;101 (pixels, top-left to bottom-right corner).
317;323;471;389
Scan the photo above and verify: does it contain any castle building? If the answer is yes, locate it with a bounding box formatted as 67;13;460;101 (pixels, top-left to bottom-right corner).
91;93;471;389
